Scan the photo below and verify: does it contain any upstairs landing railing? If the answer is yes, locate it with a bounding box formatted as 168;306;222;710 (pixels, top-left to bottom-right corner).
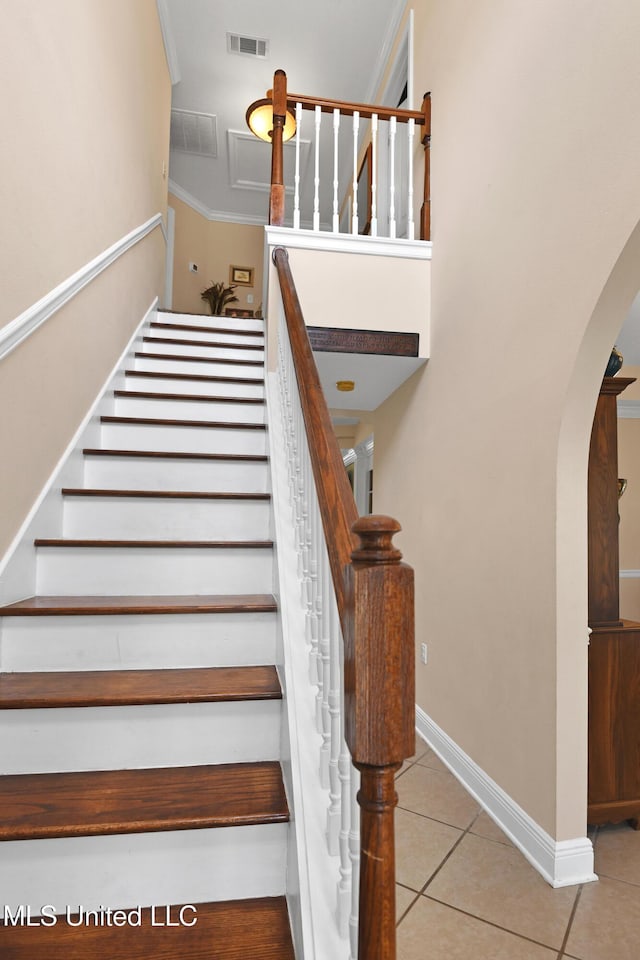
259;70;431;241
272;245;415;960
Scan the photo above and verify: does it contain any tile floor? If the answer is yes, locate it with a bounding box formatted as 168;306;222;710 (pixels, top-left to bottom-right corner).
395;737;640;959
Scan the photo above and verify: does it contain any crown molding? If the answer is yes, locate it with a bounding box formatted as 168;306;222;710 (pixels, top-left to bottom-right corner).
365;0;409;105
168;181;267;226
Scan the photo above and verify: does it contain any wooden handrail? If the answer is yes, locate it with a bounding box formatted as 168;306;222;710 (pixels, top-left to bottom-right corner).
272;246;358;618
284;91;425;125
273;246;415;960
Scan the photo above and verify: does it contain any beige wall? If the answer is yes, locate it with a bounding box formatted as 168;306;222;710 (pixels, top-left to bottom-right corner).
372;0;640;839
170;194;264;316
0;0;170;557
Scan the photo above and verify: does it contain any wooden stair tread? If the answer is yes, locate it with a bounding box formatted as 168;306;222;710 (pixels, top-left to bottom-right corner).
0;896;294;959
0;666;281;708
83;448;268;462
34;538;274;548
101;415;266;430
125;370;265;385
152;319;264;338
0;761;289;840
135;351;264;368
143;335;264;351
0;594;277;616
114;389;265;405
61;488;271;501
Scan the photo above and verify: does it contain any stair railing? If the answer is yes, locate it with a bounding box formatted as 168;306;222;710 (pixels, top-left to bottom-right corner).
259;69;431;241
272;245;415;960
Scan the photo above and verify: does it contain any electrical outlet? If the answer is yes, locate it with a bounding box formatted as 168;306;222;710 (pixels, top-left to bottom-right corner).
247;294;254;304
188;262;198;273
420;643;428;664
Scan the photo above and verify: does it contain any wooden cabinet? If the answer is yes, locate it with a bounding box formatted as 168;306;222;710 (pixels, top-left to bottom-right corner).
587;376;640;826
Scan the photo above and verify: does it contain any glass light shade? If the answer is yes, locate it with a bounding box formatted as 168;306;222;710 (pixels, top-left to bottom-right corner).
246;99;296;142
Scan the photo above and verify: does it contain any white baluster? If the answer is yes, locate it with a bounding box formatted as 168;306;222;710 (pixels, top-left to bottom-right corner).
407;117;415;240
349;766;361;960
351;111;360;234
316;543;328;732
332;108;340;233
293;102;302;230
337;741;352;937
313;105;321;231
326;599;342;854
389;115;397;239
319;547;331;785
309;498;321;685
371;113;378;238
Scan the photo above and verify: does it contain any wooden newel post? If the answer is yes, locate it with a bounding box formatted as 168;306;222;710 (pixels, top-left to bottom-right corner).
344;515;415;960
420;92;431;242
269;69;287;226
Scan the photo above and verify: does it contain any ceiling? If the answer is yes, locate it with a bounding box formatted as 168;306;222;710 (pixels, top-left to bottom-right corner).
162;0;407;225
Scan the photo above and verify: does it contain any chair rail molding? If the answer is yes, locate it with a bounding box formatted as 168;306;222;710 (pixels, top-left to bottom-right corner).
0;214;165;364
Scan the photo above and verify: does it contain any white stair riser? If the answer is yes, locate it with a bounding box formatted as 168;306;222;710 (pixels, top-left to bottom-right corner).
0;700;281;774
0;613;277;672
158;312;265;334
101;422;267;455
83;454;270;492
123;374;265;399
149;326;264;346
134;355;264;379
114;395;266;423
0;822;287;909
63;497;271;540
141;341;263;362
36;546;273;595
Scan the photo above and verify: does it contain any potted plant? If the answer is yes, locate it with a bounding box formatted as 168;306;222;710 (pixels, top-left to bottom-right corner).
200;281;239;316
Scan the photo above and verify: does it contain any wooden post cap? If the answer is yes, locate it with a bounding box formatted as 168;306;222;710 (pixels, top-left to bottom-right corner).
351;515;402;564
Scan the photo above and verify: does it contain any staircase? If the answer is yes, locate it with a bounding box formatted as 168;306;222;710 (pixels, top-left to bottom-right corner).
0;311;295;958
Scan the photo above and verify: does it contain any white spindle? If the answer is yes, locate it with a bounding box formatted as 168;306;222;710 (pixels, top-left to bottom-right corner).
407;117;415;240
293;102;302;230
313;105;321;231
327;598;342;853
349;766;361;960
389;114;397;239
319;546;331;786
351;111;360;234
332;109;340;233
371;113;378;238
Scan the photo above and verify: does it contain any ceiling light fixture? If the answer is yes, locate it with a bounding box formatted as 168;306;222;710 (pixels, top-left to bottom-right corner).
246;98;296;143
336;380;355;392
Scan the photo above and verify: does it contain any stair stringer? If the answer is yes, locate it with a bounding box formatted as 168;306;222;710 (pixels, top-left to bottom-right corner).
0;298;156;608
266;370;349;960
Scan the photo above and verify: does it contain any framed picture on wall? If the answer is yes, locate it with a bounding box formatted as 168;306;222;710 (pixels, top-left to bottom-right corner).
230;265;254;286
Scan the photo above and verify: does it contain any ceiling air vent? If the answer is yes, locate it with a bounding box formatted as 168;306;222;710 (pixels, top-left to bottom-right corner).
227;33;269;59
170;109;218;157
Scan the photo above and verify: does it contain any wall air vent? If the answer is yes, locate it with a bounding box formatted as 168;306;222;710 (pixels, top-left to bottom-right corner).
227;33;269;59
170;109;218;157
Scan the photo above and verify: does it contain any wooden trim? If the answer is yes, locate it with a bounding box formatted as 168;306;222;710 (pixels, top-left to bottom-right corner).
0;897;294;958
134;351;264;367
114;389;265;405
151;320;263;337
125;370;265;385
61;488;271;501
0;665;281;709
83;448;268;462
307;326;419;357
143;336;263;351
0;762;288;840
34;538;273;549
100;415;266;430
0;594;277;616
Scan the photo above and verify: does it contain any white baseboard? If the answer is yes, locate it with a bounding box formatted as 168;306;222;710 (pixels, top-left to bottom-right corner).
415;706;597;888
0;299;158;605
